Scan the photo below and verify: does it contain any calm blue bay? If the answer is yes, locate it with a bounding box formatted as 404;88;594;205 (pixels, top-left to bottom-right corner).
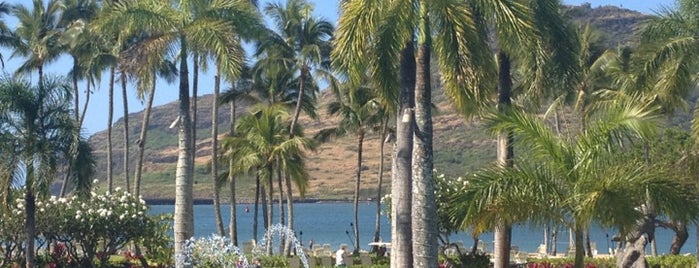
149;202;696;255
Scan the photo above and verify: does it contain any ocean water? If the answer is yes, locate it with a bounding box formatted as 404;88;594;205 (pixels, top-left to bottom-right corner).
148;202;697;255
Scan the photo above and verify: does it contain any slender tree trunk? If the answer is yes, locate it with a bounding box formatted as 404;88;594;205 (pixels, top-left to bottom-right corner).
121;71;130;192
665;221;688;255
73;56;80;122
174;36;194;265
24;183;36;268
412;5;437;266
574;227;585;268
134;76;156;197
353;131;364;254
391;41;415;268
285;170;295;256
255;173;262;242
277;167;285;226
212;70;225;236
289;66;307;135
373;118;388;248
229;102;238;245
191;56;199;177
493;51;515;268
107;66;115;192
79;81;91;128
266;166;274;255
276;166;285;254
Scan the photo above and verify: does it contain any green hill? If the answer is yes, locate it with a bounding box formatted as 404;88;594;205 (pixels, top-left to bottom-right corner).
86;3;650;201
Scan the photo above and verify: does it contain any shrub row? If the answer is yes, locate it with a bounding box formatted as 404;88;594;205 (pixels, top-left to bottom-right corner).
0;187;172;267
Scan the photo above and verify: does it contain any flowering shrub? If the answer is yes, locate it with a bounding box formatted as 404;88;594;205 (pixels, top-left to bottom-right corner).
0;186;172;267
177;235;245;267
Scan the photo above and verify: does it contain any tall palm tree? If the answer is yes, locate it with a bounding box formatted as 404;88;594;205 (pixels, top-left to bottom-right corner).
334;1;528;266
7;0;65;84
315;79;384;254
222;104;315;255
258;0;333;134
59;0;99;124
121;51;178;197
93;0;261;259
0;2;12;67
453;101;699;268
218;66;255;245
0;77;80;268
488;1;578;265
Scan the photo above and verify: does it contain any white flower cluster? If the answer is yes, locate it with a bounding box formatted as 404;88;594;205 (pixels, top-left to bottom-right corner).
176;235;246;267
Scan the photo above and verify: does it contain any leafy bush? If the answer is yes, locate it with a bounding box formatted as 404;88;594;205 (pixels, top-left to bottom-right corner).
527;257;616;268
647;255;696;267
0;187;172;267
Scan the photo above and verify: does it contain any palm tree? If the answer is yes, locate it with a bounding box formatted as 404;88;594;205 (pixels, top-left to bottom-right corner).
0;2;12;67
0;77;80;268
93;0;261;259
488;1;578;265
6;0;65;84
334;1;529;266
448;100;699;268
258;0;333;134
218;66;255;245
315;79;384;254
121;50;178;197
222;104;315;255
59;0;99;124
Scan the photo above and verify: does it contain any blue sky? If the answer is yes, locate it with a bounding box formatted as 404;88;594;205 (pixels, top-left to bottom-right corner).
0;0;671;135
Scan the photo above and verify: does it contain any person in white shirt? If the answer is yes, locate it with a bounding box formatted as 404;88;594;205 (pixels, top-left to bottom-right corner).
335;245;348;267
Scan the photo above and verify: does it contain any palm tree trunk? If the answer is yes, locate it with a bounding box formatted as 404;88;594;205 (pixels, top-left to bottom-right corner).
255;173;262;242
373;117;388;248
266;166;274;255
107;66;115;192
289;66;307;135
24;181;36;268
412;4;437;266
134;76;156;197
277;166;285;226
72;56;80;122
79;80;91;128
353;131;364;254
276;166;286;254
174;36;194;264
191;56;199;176
212;71;225;236
284;171;294;256
391;41;415;268
229;102;238;245
574;227;585;268
493;51;515;268
121;71;130;192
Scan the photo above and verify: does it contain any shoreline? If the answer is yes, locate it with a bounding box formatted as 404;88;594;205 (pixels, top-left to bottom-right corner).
144;198;376;205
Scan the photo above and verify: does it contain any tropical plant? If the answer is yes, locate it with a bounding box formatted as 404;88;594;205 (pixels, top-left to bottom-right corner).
0;1;12;68
0;76;80;268
447;99;699;268
257;0;333;134
218;65;256;244
92;0;261;261
315;79;384;254
222;104;315;255
6;0;65;84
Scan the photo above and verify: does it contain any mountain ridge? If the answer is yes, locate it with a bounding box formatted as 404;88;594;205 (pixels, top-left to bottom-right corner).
86;4;649;200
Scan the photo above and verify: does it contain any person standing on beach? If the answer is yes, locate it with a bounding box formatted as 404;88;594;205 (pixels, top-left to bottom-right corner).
335;245;348;267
